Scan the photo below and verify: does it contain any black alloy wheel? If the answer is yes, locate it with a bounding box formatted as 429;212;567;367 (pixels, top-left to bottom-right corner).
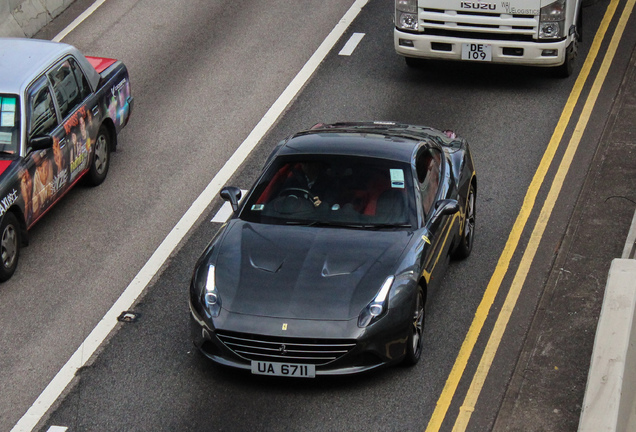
452;183;475;260
403;286;425;366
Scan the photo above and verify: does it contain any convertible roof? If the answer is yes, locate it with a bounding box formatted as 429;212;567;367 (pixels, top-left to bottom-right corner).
278;122;448;162
0;38;100;94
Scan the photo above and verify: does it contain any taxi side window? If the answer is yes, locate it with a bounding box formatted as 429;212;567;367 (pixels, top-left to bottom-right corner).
0;95;19;152
70;58;91;100
48;58;88;120
27;75;58;138
416;148;442;217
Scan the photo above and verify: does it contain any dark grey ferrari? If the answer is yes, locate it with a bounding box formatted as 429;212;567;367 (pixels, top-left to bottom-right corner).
189;122;476;377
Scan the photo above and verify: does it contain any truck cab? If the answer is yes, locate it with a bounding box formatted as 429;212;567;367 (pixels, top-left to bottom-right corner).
394;0;582;77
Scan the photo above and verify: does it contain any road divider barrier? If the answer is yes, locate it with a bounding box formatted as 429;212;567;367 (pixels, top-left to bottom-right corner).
579;210;636;431
0;0;74;38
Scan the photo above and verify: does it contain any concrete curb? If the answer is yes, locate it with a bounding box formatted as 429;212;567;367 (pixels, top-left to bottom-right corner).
578;209;636;432
0;0;75;38
578;257;636;432
623;210;636;259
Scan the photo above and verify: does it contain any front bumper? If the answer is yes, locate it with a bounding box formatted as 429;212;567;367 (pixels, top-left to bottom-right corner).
395;29;569;67
189;301;411;376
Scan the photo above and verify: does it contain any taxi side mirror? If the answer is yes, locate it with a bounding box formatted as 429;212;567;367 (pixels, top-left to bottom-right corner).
29;136;53;151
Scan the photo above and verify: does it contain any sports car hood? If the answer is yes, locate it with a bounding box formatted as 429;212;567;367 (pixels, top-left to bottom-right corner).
213;221;413;321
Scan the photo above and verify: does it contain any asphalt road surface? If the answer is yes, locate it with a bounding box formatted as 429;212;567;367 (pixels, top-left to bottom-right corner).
1;0;634;431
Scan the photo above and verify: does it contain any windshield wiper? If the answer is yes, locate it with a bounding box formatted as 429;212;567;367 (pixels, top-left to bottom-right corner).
283;220;411;230
304;220;368;229
285;220;411;230
360;223;412;230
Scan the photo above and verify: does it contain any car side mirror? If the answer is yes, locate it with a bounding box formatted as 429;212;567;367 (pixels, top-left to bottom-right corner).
29;136;53;151
220;186;242;212
432;199;459;218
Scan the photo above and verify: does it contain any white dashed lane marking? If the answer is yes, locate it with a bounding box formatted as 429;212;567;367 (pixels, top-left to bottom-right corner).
339;33;365;56
210;190;248;223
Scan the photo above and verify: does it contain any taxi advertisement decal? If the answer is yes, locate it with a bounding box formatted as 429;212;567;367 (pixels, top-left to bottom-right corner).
19;103;98;227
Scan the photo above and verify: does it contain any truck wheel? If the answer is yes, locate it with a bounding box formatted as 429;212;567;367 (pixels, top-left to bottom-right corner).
87;124;111;186
555;40;577;78
405;57;425;68
0;213;20;282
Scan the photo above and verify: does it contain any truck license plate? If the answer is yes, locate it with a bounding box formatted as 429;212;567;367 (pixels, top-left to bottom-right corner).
461;43;492;61
251;361;316;378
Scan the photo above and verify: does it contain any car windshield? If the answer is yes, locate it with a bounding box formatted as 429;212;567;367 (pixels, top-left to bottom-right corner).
240;154;416;228
0;94;20;154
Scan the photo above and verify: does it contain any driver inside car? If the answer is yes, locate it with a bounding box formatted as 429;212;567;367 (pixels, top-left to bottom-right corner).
283;161;333;207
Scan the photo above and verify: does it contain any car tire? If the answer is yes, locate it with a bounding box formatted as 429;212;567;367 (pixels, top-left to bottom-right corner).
0;212;20;282
86;124;111;186
403;286;425;366
452;182;476;260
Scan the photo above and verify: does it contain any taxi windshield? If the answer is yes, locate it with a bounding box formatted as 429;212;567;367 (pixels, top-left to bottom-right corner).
0;95;20;154
240;154;417;229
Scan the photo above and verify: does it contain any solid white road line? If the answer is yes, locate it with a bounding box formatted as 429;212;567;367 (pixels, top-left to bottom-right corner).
339;33;365;56
11;1;369;431
52;0;108;42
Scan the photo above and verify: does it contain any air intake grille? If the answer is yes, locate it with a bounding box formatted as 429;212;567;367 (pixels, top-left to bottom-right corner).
420;8;538;40
216;331;356;365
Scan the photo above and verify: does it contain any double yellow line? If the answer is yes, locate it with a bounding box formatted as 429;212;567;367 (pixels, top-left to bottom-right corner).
425;0;636;430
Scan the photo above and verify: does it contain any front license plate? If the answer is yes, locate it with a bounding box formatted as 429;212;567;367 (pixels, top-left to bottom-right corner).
251;361;316;378
461;43;492;61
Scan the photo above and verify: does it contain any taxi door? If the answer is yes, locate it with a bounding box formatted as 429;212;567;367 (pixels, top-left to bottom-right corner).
47;56;95;186
24;74;66;227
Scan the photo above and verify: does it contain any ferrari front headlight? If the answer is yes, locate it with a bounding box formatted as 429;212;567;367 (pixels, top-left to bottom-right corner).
358;276;395;328
198;264;222;317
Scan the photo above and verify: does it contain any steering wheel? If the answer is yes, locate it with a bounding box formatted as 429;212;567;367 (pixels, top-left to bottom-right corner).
278;187;314;202
273;187;316;214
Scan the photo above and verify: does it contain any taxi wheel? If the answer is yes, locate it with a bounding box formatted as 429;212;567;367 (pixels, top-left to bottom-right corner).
87;124;111;186
0;213;20;282
403;286;425;366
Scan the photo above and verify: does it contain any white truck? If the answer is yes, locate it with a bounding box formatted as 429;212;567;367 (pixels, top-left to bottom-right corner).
394;0;582;77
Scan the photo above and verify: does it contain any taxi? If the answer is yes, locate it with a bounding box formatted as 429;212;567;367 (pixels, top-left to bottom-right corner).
0;38;133;281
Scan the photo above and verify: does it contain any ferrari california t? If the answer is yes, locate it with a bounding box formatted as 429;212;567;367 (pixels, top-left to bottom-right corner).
189;121;476;377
